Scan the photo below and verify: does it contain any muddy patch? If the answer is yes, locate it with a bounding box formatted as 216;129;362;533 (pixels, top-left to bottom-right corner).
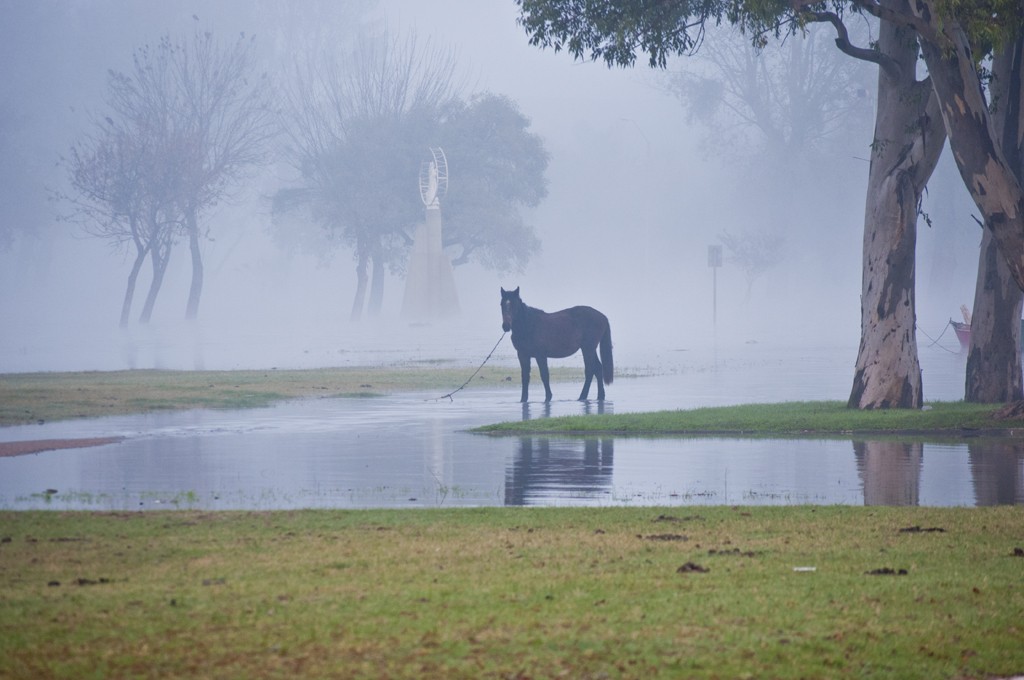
639;533;688;542
866;567;908;576
899;526;946;534
676;562;710;574
0;437;125;457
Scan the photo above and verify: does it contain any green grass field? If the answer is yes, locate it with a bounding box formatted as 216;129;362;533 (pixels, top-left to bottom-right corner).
4;369;1024;436
475;400;1024;437
0;366;549;426
2;507;1022;679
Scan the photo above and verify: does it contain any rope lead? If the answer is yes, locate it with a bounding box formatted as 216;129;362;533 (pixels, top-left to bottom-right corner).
430;331;507;401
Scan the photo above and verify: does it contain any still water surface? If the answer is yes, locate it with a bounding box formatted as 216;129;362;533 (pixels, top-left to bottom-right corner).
2;345;1021;509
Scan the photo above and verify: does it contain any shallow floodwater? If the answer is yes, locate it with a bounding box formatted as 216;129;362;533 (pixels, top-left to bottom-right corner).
2;345;1022;509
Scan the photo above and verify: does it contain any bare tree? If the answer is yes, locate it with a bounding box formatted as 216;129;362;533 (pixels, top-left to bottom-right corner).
665;23;874;161
60;25;275;324
662;22;871;314
60;104;183;325
167;28;277;319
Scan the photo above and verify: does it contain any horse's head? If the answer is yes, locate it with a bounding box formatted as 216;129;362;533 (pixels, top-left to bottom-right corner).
500;286;522;332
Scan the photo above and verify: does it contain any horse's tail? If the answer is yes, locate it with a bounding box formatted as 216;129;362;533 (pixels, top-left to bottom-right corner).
600;322;614;384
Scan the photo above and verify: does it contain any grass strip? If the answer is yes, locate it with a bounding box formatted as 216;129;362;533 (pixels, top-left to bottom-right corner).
1;506;1022;679
474;400;1024;437
0;366;583;426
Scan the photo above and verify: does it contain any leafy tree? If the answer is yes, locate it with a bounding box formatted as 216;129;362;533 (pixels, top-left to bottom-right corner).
518;0;1023;286
807;3;1024;405
437;93;547;272
277;32;463;321
277;35;549;320
515;0;1019;409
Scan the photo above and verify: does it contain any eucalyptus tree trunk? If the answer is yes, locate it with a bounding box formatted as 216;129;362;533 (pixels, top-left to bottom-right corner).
185;209;204;321
964;35;1024;403
966;231;1024;402
919;26;1024;292
848;21;946;409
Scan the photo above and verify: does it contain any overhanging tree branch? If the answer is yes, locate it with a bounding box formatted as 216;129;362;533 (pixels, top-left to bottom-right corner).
798;9;903;79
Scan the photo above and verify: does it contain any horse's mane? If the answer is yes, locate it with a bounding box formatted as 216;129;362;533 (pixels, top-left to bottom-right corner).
522;298;545;314
512;297;544;332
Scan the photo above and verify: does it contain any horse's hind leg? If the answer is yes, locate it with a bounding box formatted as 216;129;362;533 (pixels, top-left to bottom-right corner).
579;345;604;401
537;357;553;402
578;371;592;401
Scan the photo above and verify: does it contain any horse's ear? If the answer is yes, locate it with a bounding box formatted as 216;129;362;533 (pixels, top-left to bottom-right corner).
514;286;520;296
500;287;506;295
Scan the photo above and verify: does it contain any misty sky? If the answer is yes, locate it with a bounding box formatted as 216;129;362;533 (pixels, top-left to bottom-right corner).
0;0;984;373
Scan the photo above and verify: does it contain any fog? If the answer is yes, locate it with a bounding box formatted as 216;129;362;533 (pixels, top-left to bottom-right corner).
0;0;983;374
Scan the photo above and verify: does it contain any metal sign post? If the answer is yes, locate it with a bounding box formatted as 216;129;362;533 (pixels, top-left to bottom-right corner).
708;245;722;330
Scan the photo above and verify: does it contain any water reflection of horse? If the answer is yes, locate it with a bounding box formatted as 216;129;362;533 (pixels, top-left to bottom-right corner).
506;435;615;506
500;287;613;402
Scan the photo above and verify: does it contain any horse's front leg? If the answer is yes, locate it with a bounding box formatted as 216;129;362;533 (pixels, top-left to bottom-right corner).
578;367;593;401
518;352;531;402
536;357;553;402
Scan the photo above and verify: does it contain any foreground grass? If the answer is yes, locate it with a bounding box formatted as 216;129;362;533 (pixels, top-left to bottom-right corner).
0;366;576;426
475;400;1024;437
1;507;1022;679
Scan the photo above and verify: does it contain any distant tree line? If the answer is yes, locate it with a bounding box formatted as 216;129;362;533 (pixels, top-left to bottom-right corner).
59;24;548;325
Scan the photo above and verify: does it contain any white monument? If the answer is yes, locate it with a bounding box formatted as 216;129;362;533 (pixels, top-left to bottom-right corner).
401;147;460;322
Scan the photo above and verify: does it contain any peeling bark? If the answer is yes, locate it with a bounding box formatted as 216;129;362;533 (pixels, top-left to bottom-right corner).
966;230;1024;401
965;35;1024;403
917;15;1024;291
848;18;946;409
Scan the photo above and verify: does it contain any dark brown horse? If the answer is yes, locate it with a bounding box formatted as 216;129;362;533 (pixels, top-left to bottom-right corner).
500;287;613;402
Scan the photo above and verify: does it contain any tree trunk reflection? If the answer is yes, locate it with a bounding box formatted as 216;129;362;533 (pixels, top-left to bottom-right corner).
853;440;923;505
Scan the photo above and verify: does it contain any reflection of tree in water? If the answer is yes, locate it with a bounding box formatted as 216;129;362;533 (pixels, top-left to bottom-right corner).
853;440;923;506
505;436;615;506
969;439;1024;505
856;439;1024;506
